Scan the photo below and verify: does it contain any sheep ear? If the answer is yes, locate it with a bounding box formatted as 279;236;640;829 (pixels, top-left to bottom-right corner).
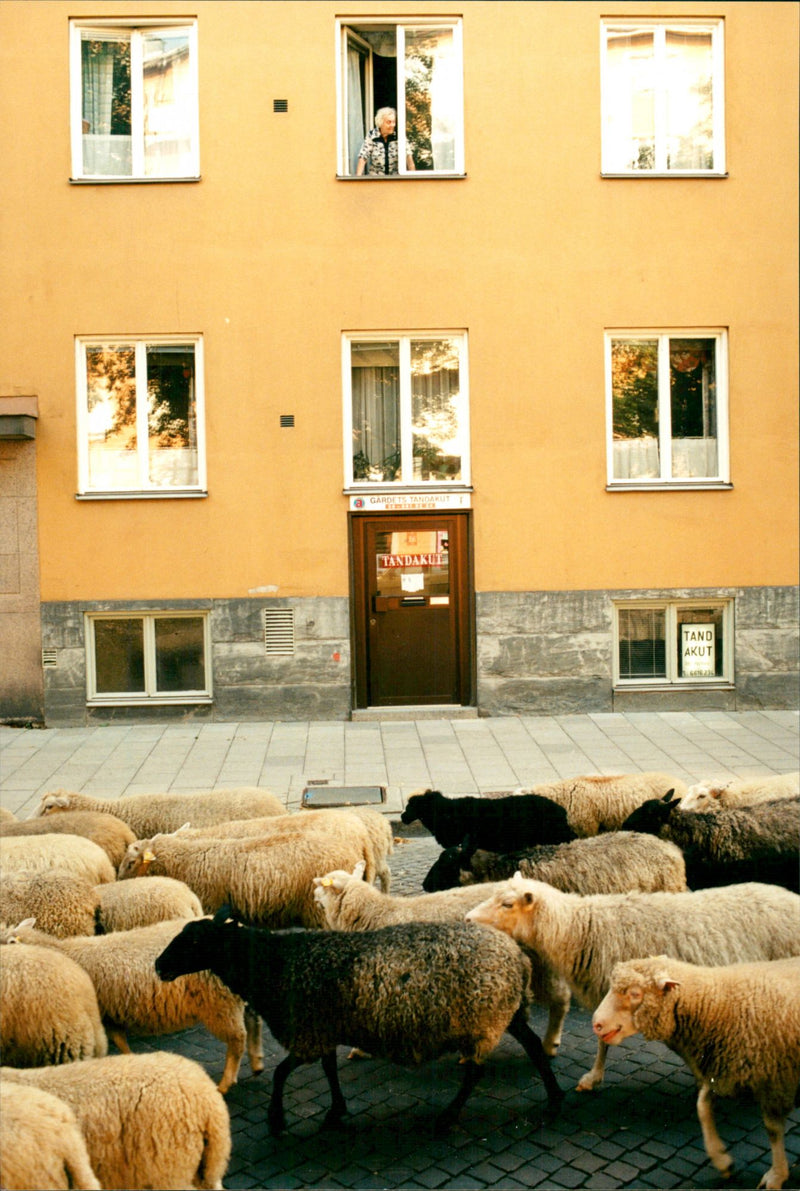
709;788;722;802
213;904;235;925
513;869;523;880
174;823;192;835
351;860;366;880
657;976;680;993
12;918;36;933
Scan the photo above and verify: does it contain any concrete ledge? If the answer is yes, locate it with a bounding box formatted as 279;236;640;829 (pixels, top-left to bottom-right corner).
352;705;479;721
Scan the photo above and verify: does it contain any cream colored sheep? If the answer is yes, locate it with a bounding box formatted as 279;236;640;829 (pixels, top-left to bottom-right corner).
0;806;18;823
0;935;108;1066
118;819;377;927
0;870;100;938
515;771;688;835
593;956;800;1190
0;810;135;867
2;1052;231;1190
0;834;115;885
37;786;285;836
0;1079;101;1190
96;875;202;932
3;919;263;1093
678;771;800;812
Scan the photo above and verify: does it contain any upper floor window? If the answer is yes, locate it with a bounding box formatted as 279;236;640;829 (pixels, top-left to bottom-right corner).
337;19;464;177
76;336;206;497
70;20;199;180
343;333;469;487
601;20;725;176
606;331;729;489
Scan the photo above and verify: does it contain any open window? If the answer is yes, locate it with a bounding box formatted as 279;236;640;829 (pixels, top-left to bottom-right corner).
337;18;464;177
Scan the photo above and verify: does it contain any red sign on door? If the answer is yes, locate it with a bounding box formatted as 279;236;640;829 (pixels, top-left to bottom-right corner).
378;554;444;568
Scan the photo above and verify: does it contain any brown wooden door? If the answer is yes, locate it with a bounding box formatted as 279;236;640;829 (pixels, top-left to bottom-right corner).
351;512;472;707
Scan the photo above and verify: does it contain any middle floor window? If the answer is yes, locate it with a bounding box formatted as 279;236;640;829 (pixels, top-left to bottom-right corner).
76;335;206;497
605;330;729;488
343;333;470;487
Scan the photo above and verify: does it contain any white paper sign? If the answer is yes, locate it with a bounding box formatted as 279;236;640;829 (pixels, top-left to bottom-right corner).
681;624;716;677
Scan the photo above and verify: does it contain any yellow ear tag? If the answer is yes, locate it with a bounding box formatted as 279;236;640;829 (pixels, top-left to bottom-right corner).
143;850;156;863
320;877;333;887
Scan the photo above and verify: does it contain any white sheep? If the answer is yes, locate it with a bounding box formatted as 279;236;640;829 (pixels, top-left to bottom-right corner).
593;955;800;1190
175;805;391;890
0;806;18;823
1;809;135;868
313;863;571;1057
678;771;800;812
0;870;100;938
0;933;108;1066
466;876;800;1093
96;874;203;932
0;834;115;885
36;785;286;837
2;1052;232;1191
118;820;378;927
2;918;263;1093
515;771;688;835
0;1079;101;1190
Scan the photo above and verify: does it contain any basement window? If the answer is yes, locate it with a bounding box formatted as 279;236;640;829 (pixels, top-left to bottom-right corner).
86;612;211;704
614;600;733;687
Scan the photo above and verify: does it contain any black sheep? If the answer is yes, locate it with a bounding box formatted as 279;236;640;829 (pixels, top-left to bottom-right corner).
400;789;575;851
620;793;800;892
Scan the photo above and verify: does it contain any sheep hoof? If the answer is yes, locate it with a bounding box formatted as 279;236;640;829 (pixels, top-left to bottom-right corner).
321;1109;348;1131
267;1109;286;1136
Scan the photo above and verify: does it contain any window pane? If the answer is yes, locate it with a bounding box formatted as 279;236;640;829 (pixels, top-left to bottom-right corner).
375;529;450;599
86;345;139;490
411;339;462;481
94;619;145;692
351;342;401;481
404;27;457;171
155;618;205;691
665;29;714;170
677;607;723;679
81;33;132;175
611;340;660;479
143;31;194;176
670;338;718;477
605;29;655;171
147;345;198;486
618;608;666;678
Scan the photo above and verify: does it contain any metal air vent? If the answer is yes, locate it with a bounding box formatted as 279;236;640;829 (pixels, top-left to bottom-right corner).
264;608;295;655
42;649;58;669
280;414;295;428
273;99;288;113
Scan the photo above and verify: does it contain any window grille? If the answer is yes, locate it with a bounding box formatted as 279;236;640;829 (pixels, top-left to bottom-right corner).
42;650;58;669
264;608;295;655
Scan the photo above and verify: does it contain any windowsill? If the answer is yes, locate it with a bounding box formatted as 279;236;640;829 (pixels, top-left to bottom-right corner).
76;490;208;500
70;176;202;185
606;482;733;492
614;682;734;691
600;171;728;180
336;173;467;181
87;696;212;707
346;482;473;493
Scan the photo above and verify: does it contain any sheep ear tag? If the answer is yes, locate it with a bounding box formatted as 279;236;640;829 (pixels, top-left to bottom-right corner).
140;849;156;871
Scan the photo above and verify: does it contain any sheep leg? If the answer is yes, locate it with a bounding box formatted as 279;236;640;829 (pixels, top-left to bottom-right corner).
505;1008;564;1116
245;1005;264;1075
217;1033;245;1094
268;1053;304;1135
320;1050;348;1129
696;1082;733;1179
541;989;571;1056
106;1024;131;1054
434;1059;484;1134
577;1038;608;1091
758;1111;788;1190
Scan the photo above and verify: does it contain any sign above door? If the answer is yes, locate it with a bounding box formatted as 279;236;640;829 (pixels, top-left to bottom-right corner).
349;491;472;512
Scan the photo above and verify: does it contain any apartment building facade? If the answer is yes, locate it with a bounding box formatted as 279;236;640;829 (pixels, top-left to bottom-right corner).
1;0;797;725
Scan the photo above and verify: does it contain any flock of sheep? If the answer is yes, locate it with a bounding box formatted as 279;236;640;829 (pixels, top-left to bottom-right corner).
0;767;797;1191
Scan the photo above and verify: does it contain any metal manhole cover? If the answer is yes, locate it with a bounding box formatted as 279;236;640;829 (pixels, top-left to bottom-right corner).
301;785;386;808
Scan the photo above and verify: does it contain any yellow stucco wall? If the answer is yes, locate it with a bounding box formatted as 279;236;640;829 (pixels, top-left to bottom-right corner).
1;0;797;601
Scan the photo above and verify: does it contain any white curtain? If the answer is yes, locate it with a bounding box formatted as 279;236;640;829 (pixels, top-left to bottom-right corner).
352;368;400;480
347;45;366;175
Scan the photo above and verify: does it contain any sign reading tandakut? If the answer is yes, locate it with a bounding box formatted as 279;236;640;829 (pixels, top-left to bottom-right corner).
379;554;444;568
681;623;716;677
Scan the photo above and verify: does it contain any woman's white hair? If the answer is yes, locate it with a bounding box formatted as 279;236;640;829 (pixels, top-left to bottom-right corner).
374;107;396;130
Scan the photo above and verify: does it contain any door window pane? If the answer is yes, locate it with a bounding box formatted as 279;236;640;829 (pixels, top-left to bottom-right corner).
611;339;659;479
411;339;462;480
618;608;666;679
351;342;401;481
404;27;457;171
94;618;145;693
375;529;450;599
155;617;205;691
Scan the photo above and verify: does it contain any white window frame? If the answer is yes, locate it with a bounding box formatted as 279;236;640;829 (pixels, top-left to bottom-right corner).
335;17;465;178
613;598;734;688
85;611;212;706
69;19;200;182
605;329;730;490
342;330;471;490
600;18;726;177
76;334;206;499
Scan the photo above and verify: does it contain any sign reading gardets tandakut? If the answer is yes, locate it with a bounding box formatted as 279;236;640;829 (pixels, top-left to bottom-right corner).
681;623;716;677
378;554;444;568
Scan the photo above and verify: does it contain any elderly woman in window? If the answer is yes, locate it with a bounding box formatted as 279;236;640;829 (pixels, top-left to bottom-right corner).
356;107;415;175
